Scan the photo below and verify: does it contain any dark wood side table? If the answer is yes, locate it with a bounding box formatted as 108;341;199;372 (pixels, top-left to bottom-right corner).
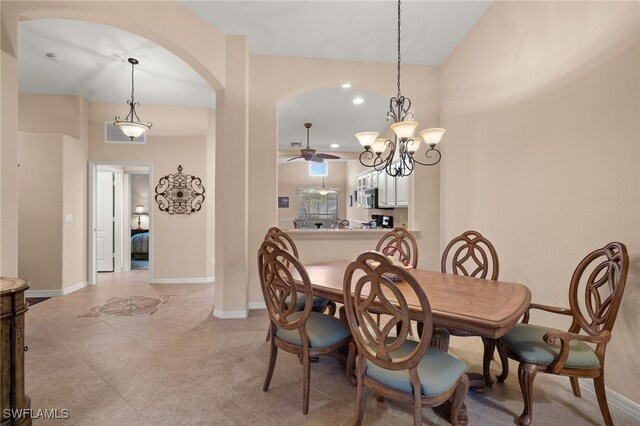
1;277;31;426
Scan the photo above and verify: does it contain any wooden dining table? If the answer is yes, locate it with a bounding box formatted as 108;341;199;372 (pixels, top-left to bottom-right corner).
298;259;532;391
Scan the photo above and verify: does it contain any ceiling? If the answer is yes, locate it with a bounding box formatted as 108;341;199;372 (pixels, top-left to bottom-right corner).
18;2;491;151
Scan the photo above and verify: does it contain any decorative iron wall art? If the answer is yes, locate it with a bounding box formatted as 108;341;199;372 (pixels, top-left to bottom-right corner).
155;165;205;215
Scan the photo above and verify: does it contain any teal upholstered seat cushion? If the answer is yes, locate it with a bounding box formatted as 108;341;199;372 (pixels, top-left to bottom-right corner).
500;323;600;369
365;339;466;398
285;292;331;312
276;311;351;348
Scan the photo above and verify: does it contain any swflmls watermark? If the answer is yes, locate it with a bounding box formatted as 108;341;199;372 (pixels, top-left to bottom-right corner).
2;408;70;420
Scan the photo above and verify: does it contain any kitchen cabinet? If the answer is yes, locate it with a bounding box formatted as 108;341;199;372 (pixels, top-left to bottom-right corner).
371;161;409;208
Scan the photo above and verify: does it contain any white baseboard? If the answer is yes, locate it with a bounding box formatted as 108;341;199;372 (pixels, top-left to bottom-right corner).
212;308;248;319
248;301;266;310
150;276;215;284
25;281;87;298
580;379;640;420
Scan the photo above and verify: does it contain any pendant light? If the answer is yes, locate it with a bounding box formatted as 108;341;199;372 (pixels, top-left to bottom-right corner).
114;58;152;140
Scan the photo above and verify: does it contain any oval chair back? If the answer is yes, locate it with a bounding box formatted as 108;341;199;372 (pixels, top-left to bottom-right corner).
264;227;299;266
568;242;628;337
258;240;312;335
343;251;432;371
441;230;499;280
375;228;418;268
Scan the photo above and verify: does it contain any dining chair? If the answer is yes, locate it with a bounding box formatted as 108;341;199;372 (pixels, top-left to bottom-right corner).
371;227;419;336
343;251;469;426
331;219;350;229
293;218;308;229
438;230;500;388
263;227;337;342
375;227;418;268
258;240;354;415
496;242;629;426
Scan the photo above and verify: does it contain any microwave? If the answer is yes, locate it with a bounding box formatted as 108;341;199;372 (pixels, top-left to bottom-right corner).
363;188;378;209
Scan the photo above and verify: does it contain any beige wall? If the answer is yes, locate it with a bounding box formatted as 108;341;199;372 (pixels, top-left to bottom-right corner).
440;1;639;402
62;135;88;289
277;161;347;229
249;55;441;305
17;134;64;291
89;102;214;281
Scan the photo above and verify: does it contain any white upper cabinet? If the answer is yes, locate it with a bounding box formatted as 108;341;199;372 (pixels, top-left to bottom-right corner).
395;173;408;207
377;171;388;207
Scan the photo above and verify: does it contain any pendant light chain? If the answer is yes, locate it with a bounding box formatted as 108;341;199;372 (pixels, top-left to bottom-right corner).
396;0;402;100
130;61;136;104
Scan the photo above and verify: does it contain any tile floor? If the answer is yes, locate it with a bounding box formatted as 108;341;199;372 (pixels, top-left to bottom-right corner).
22;270;638;425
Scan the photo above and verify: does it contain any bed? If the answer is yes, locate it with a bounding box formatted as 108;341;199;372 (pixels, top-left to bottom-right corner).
131;231;149;260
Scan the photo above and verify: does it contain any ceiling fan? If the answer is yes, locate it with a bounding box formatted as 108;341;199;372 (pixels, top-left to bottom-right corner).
287;123;340;163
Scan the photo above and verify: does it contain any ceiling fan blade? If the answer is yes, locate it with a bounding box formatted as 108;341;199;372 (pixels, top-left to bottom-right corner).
309;156;324;163
287;156;303;162
315;153;341;160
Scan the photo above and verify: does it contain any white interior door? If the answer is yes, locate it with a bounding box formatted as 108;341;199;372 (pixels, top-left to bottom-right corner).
97;171;114;272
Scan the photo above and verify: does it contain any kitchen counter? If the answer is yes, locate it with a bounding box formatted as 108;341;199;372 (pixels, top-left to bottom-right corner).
283;228;421;263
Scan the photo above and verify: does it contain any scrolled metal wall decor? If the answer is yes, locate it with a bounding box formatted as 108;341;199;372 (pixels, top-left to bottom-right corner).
154;165;205;215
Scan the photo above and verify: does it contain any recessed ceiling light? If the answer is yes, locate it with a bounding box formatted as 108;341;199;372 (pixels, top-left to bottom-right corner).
352;97;364;105
331;143;340;148
45;52;62;63
341;83;351;89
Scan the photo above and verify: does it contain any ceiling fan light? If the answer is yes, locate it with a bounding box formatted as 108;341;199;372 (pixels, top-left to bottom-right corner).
390;121;418;140
419;128;446;146
115;121;150;139
355;132;379;148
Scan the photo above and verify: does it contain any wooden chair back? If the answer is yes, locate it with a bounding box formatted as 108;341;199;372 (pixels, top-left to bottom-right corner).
441;230;499;280
568;242;628;336
343;251;432;371
293;219;308;229
258;240;312;332
375;228;418;268
264;227;299;260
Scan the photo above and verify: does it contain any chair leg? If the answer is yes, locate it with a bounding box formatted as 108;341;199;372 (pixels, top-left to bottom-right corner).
339;305;346;320
517;363;538;426
496;342;509;383
353;357;367;426
265;327;271;341
594;375;614;426
302;349;311;415
263;340;278;391
569;376;581;397
346;341;356;384
413;397;422;426
481;337;496;387
449;374;469;426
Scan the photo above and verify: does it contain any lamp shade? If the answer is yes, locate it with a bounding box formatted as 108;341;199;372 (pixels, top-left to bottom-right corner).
406;138;422;153
134;204;147;215
372;138;388;154
115;122;150;139
390;121;418;140
355;132;379;148
419;128;446;146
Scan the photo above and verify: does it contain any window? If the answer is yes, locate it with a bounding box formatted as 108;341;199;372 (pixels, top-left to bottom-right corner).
298;189;338;223
309;162;328;177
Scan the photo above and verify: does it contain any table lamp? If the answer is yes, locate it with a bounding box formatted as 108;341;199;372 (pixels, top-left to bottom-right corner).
133;204;147;229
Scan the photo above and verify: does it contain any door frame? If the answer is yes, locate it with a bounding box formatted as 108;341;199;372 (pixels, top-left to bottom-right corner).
88;161;154;285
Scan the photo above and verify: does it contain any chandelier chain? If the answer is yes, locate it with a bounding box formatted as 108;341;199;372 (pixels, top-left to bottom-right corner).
396;0;402;100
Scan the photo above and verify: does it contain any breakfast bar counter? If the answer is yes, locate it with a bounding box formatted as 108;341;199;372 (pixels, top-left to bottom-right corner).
284;228;420;263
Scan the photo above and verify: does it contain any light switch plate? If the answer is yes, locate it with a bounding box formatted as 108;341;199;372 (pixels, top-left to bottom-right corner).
64;214;73;223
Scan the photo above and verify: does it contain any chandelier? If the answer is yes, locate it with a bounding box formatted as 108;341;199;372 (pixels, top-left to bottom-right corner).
114;58;152;140
355;0;444;177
